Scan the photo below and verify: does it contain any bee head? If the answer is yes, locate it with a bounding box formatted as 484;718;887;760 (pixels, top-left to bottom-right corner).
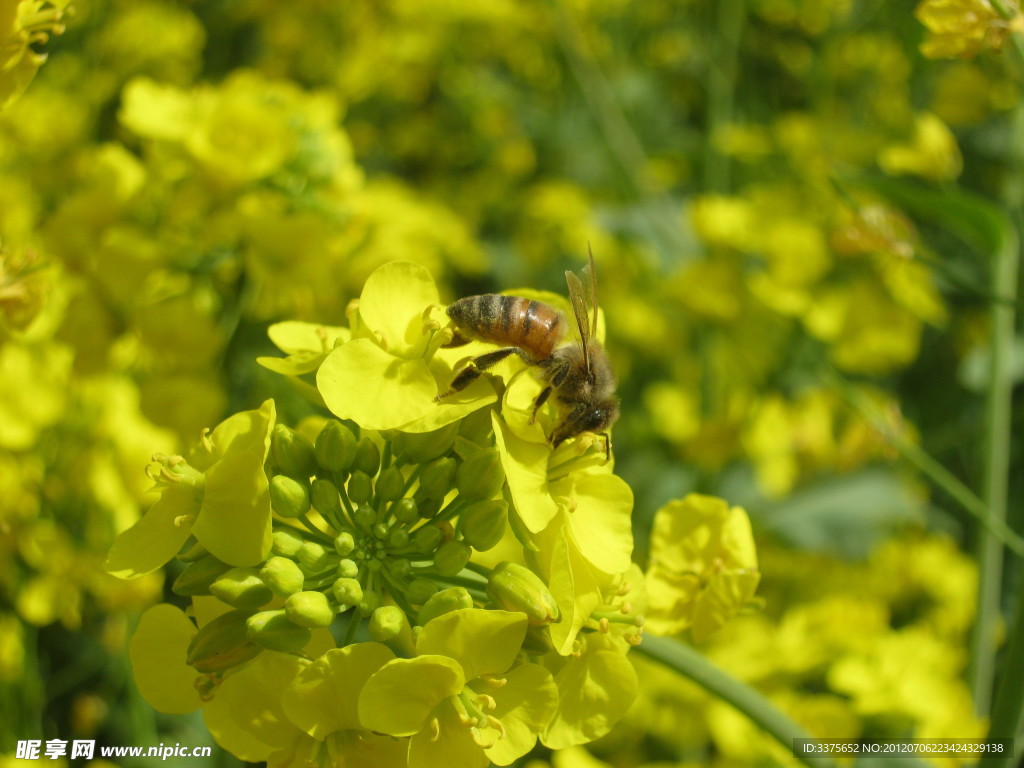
550;398;620;450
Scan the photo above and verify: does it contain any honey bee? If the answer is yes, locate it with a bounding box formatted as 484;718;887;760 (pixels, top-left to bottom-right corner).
437;251;619;457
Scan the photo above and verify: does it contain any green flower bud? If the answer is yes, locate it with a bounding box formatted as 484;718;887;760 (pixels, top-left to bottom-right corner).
457;499;508;552
285;591;335;628
246;610;312;653
297;541;332;573
358;589;381;616
455;449;505;501
337;558;359;579
309;477;343;522
177;538;208;562
368;605;415;655
354;438;381;476
270;475;312;519
334;531;356;556
375;466;405;502
414;495;442;519
172;553;232;596
271;424;317;479
388;558;411;579
272;527;305;557
418;586;474;626
487;562;560;626
373;522;389;540
186;610;262;673
433;540;471;577
392;498;418;523
418;457;456;500
348;471;373;504
406;578;439;606
394;422;459;463
354;503;377;531
412;524;443;553
522;624;554;654
315;420;357;473
210;567;273;609
387;527;410;548
332;577;363;607
260;556;305;597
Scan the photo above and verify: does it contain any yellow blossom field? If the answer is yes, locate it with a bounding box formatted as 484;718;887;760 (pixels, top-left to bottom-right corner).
1;1;1021;767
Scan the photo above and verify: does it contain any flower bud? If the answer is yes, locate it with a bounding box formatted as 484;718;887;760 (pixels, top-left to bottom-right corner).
172;553;232;596
368;605;415;655
455;450;505;501
487;562;560;626
337;558;359;579
522;624;554;654
375;466;405;503
272;527;305;557
394;422;459;463
270;475;311;519
271;424;317;479
358;589;381;616
332;577;363;607
388;558;411;579
297;541;332;573
458;500;508;552
387;527;410;548
347;471;373;504
433;540;471;577
418;457;456;500
354;438;381;476
334;531;355;556
210;567;274;609
311;478;343;521
412;525;443;553
354;503;377;531
315;420;357;473
392;498;418;523
414;496;442;519
186;610;262;673
260;556;305;597
418;586;474;626
406;578;439;606
285;591;335;628
246;610;312;653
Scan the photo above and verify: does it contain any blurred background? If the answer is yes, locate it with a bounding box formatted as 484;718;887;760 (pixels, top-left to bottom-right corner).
1;0;1021;765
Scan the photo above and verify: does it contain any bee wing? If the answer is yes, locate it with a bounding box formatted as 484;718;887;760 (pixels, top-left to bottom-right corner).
585;244;599;339
565;267;592;373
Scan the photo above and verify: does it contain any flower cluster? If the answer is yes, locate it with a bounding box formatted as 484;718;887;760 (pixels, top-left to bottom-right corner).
107;262;676;766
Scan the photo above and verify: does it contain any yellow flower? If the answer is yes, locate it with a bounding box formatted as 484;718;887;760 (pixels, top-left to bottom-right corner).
915;0;1019;59
0;0;70;109
878;112;963;181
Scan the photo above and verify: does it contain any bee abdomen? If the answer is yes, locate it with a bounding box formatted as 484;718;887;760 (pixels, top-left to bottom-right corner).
447;295;563;360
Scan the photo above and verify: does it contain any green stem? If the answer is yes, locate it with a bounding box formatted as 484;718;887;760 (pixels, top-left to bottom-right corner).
825;369;1024;557
703;0;745;193
985;566;1024;767
553;1;687;254
969;102;1023;717
636;636;835;768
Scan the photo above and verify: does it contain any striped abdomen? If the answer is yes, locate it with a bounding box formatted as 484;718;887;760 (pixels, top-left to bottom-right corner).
447;295;564;361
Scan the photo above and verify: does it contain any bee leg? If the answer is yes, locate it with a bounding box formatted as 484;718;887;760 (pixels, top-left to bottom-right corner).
441;327;473;349
436;347;519;401
529;362;570;424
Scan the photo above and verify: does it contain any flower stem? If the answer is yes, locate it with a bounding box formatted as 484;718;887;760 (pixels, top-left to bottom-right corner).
703;0;745;193
984;565;1024;767
969;100;1023;717
636;636;835;768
